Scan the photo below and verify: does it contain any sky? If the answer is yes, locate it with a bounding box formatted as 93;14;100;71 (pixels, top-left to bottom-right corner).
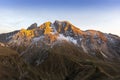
0;0;120;36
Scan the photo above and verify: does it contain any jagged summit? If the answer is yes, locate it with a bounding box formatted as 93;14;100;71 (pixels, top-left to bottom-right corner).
9;20;84;47
27;23;37;30
26;20;82;35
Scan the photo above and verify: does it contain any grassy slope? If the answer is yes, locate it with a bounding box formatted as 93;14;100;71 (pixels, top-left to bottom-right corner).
37;44;120;80
21;42;120;80
0;43;120;80
0;46;17;56
0;46;41;80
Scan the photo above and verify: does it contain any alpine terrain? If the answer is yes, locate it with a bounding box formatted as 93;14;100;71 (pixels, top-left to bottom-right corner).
0;20;120;80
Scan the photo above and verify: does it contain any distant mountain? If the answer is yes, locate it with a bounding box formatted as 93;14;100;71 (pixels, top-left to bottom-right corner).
0;20;120;80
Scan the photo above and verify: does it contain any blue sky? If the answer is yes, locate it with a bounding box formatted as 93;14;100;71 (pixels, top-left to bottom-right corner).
0;0;120;36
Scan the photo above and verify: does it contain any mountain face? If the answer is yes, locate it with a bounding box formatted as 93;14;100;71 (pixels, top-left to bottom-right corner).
0;30;19;43
0;20;120;80
5;20;120;61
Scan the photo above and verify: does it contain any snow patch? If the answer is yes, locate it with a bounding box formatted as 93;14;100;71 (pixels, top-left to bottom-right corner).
6;35;13;40
8;35;13;39
33;36;44;42
81;44;88;53
58;34;77;44
100;51;108;58
105;34;115;43
80;38;82;41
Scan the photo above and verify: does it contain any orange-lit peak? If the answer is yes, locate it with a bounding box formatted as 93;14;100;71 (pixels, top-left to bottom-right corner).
19;29;34;38
38;21;54;35
44;21;51;26
39;21;51;29
54;20;82;34
43;22;52;34
20;28;26;31
54;20;71;24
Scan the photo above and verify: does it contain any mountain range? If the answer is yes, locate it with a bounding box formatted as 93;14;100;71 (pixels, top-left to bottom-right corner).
0;20;120;80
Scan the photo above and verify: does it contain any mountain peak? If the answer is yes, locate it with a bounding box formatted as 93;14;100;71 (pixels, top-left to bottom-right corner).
40;22;52;35
27;23;37;30
54;20;73;28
